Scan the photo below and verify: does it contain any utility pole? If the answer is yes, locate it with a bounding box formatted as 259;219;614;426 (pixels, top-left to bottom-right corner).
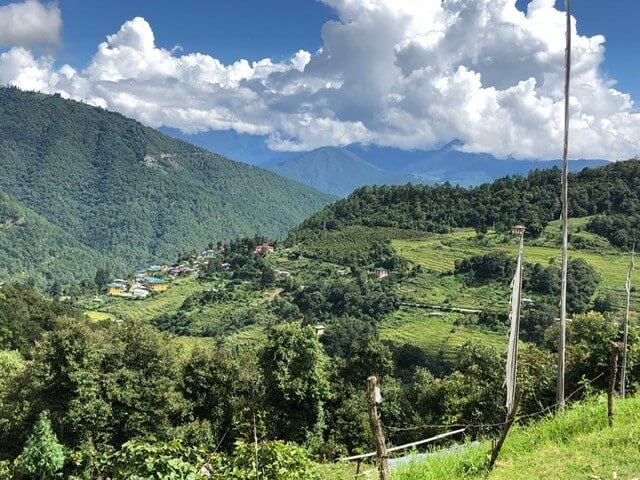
366;376;389;480
620;245;635;398
558;0;572;411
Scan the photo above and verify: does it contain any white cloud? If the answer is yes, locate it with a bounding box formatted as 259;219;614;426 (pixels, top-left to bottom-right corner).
1;1;639;160
0;0;61;47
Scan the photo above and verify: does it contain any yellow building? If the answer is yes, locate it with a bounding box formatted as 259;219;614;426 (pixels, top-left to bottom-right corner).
143;277;169;292
106;283;127;296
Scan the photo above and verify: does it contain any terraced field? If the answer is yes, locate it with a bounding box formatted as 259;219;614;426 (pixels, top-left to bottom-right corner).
392;219;640;310
381;308;506;362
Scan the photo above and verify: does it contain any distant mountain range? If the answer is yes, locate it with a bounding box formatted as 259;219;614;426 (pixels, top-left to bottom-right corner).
0;87;332;286
267;147;411;196
263;143;609;196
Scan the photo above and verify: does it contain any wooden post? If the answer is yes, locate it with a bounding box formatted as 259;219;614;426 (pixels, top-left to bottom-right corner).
489;390;523;469
608;342;622;427
366;376;389;480
620;246;634;399
557;0;572;413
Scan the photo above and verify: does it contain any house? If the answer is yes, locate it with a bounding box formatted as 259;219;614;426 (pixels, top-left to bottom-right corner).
147;265;163;273
252;243;274;255
374;267;389;279
201;249;217;259
274;269;291;277
143;276;169;292
221;262;231;270
314;325;326;337
106;282;127;296
131;287;150;299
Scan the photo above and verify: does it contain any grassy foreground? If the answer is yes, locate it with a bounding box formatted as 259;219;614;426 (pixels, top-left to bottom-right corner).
321;395;640;479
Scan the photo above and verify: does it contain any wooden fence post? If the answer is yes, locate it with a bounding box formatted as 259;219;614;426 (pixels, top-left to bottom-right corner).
608;342;623;427
489;390;522;469
366;376;389;480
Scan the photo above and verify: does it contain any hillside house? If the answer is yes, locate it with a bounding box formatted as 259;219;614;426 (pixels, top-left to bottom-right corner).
274;269;291;277
374;267;389;279
143;276;169;292
106;282;127;296
131;287;150;299
253;243;274;255
201;250;217;259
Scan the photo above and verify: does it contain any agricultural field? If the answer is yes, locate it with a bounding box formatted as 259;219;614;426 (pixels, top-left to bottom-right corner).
381;308;506;362
392;219;640;311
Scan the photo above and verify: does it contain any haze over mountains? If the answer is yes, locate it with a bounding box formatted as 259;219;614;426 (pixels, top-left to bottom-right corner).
0;87;332;285
167;129;608;196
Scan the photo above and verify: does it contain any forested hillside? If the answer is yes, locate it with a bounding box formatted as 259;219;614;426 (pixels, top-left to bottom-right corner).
0;191;121;286
293;160;640;250
0;87;332;286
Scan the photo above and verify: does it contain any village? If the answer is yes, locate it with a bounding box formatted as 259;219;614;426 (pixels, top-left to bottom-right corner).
103;240;391;301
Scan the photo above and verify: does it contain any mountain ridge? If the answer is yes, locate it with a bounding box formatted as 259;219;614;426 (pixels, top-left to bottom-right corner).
0;87;333;285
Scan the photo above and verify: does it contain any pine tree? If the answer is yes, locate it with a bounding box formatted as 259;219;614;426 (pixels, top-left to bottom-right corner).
18;411;65;479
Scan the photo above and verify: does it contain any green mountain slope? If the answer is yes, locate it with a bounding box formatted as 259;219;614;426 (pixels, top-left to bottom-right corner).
292;160;640;247
268;146;411;196
0;87;332;284
0;191;121;286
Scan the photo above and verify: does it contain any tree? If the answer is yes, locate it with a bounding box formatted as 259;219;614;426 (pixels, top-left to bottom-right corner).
94;268;110;290
17;411;65;479
259;322;329;444
48;281;62;299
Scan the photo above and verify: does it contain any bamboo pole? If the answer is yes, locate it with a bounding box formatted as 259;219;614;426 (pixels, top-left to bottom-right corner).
558;0;572;412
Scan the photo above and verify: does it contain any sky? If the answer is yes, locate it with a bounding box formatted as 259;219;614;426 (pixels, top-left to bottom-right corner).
0;0;639;161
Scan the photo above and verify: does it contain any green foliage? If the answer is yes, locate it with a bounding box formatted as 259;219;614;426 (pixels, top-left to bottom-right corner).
17;411;65;479
296;161;640;256
454;252;516;284
0;87;331;287
0;283;82;355
0;318;188;455
526;258;601;313
546;312;638;391
587;213;640;249
260;323;329;444
292;277;398;321
97;439;207;480
229;440;319;480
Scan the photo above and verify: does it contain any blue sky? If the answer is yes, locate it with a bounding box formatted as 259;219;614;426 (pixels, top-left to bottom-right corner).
41;0;640;103
52;0;336;67
0;0;639;161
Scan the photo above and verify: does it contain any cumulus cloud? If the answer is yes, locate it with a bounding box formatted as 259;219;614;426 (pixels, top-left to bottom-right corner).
1;1;639;160
0;0;61;47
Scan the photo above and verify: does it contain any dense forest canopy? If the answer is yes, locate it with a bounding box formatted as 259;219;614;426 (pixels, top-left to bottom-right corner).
292;160;640;250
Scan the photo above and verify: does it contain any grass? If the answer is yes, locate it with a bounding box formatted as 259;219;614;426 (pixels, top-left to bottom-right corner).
319;395;640;479
381;308;506;362
393;220;640;311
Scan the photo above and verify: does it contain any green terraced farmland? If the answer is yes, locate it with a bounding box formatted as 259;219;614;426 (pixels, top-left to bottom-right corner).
392;221;640;311
381;308;506;362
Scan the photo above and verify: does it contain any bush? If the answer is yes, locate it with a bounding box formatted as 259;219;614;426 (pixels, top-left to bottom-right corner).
17;411;65;479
